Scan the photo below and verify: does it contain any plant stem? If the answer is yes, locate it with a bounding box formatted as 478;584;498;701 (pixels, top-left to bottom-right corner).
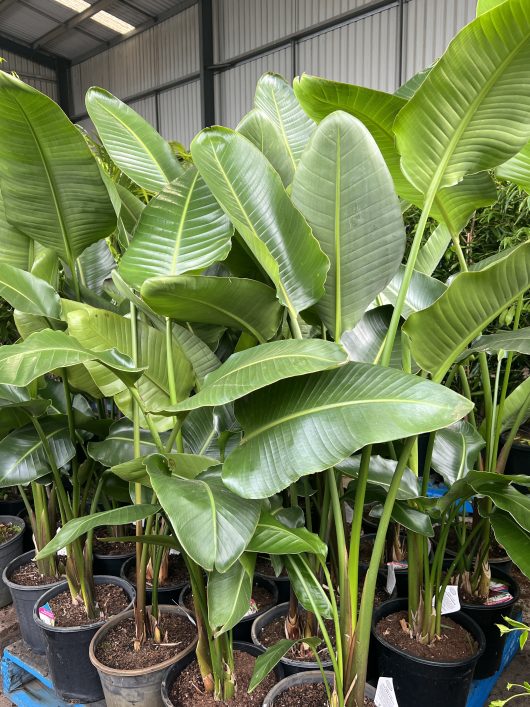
347;445;371;634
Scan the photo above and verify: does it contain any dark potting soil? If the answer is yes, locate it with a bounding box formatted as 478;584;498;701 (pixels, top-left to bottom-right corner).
95;613;196;670
183;583;274;616
271;683;374;706
169;650;277;706
49;583;130;627
358;536;375;564
93;528;135;556
10;560;60;586
375;610;478;661
255;555;287;578
126;554;188;588
259;608;336;663
0;522;21;545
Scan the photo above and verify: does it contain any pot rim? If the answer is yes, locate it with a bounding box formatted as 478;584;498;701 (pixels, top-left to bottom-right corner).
33;575;135;633
120;555;188;592
0;515;25;551
459;568;520;611
262;670;376;706
2;549;62;592
371;597;486;668
89;604;198;677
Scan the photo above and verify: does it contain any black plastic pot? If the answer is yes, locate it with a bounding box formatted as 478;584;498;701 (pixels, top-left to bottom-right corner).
459;568;519;679
16;510;34;554
33;575;135;703
255;555;290;603
0;498;25;516
161;640;285;706
489;554;513;576
252;602;333;676
2;550;61;654
503;435;530;493
90;604;197;707
120;555;188;605
0;515;25;608
262;670;376;706
180;575;279;642
94;548;135;577
372;597;485;707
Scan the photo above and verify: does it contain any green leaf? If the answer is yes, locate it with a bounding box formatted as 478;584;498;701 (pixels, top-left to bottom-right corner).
208;554;255;636
0;264;61;319
85;87;182;192
431;421;485;485
154;340;347;413
496;139;530;192
35;504;160;560
141;275;282;344
247;512;327;558
476;0;507;16
237;109;294;186
248;637;321;693
481;485;530;532
460;328;530;357
383;266;446;318
190;127;328;314
223;362;473;498
291;111;405;338
0;417;75;487
87;420;162;467
395;66;432;99
403;242;530;380
146;455;261;572
118;167;233;289
340;306;404;369
0;72;115;262
181;405;240;461
0;190;33;270
0;329;144;388
394;0;530;195
76;240;115;295
337;455;420;500
284;554;332;618
415;225;451;276
491;510;530;578
110;451;216;486
500;377;530;434
253;73;315;170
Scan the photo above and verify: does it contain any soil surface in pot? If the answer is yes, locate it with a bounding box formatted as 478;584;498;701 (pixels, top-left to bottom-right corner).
10;559;60;586
169;649;276;706
183;582;274;615
375;610;477;661
271;683;375;707
93;528;135;556
95;613;196;670
457;575;514;606
126;554;188;587
0;522;21;544
259;608;335;663
49;583;129;627
255;556;287;578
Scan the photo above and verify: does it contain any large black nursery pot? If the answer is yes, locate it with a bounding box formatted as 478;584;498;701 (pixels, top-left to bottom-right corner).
94;546;135;577
255;555;290;603
90;604;197;707
3;550;61;654
161;641;285;706
459;568;520;679
33;575;135;703
0;515;25;608
121;555;187;605
372;597;485;707
262;670;376;706
251;602;333;676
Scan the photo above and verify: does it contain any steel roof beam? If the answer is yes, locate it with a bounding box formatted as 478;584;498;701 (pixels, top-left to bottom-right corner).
32;0;116;50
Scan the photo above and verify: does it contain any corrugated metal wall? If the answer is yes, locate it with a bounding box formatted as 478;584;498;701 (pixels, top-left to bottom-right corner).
0;49;58;100
69;0;478;141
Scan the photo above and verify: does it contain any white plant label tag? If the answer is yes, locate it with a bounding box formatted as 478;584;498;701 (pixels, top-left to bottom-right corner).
433;585;460;614
386;563;396;594
54;527;67;556
375;677;399;707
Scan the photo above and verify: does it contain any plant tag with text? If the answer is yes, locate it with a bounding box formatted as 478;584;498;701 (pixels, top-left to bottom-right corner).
385;562;407;595
375;677;399;707
433;585;460;614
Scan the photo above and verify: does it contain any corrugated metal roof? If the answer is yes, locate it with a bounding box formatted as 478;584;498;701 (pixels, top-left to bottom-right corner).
0;0;194;61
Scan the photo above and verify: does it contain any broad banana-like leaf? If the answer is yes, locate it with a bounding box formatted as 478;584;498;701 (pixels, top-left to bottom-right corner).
67;307;193;430
340;306;404;369
31;245;60;289
110;451;217;486
491;510;530;578
481;484;530;532
0;329;144;388
336;455;420;500
248;638;321;693
76;240;115;295
394;66;432;99
0;73;115;262
284;554;332;618
154;340;347;413
354;484;434;535
436;470;530;513
383;266;446;318
208;554;255;636
141;275;282;343
146;456;261;572
403;242;530;380
394;0;530;197
500;377;530;434
253;72;315;170
0;191;32;270
181;405;240;460
246;512;327;558
415;225;451;276
223;362;473;498
496;139;530;192
118;167;233;289
431;420;485;486
0;265;61;319
291;111;405;337
293;75;497;233
190;128;328;314
35;504;160;560
237;109;294;186
0;417;75;487
88;420;162;467
476;0;507;15
459;327;530;358
85;88;182;192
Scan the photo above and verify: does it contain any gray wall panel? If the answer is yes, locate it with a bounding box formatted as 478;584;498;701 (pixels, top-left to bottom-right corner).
0;50;58;100
159;80;201;146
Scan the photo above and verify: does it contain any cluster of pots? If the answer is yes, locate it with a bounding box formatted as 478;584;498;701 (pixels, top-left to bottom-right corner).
0;507;523;706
